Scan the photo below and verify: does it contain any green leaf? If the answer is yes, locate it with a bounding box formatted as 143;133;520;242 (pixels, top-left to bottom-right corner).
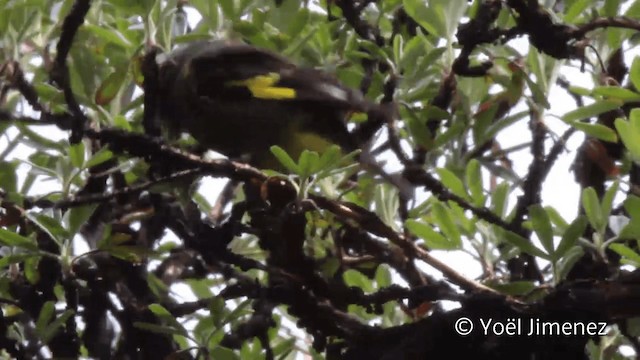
403;0;446;38
343;269;374;292
555;216;587;260
85;148;113;168
270;146;299;173
433;120;465;149
24;256;40;284
630;57;640;92
626;0;640;18
273;338;296;358
442;0;468;39
36;301;55;334
503;230;549;259
491;182;510;217
221;299;251;327
34;83;65;104
603;0;621;17
25;213;70;245
609;243;640;266
359;40;391;62
405;109;433;149
570;121;618;143
375;265;392;288
393;34;403;65
84;24;133;49
219;0;236;19
569;86;592;97
148;303;186;335
209;296;226;328
581;187;604;232
423;104;452;121
431;201;462;248
210;346;240;360
529;205;554;255
592;86;640;102
95;67;128;106
556;246;584;281
65;205;97;236
0;228;38;251
398;35;426;73
17;124;65;152
522;73;551;109
374;184;400;231
41;310;75;344
68;142;84;168
465;159;484;206
207;329;226;351
435;168;468;200
315;145;348;176
624;195;640;218
0;254;38;268
148;303;173;317
406;219;458;250
240;338;263;360
483;110;529;143
0;161;18;193
545;206;569;230
283;24;319;58
297;150;320;177
286;7;309;37
113;114;133;131
615;110;640;162
561;99;621;123
619;220;640;240
602;180;619;218
564;0;592;22
185;279;215;299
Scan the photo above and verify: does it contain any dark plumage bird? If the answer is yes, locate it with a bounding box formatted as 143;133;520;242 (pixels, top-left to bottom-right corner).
155;40;374;170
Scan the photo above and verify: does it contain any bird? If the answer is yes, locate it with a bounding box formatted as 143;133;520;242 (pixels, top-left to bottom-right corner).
154;39;374;171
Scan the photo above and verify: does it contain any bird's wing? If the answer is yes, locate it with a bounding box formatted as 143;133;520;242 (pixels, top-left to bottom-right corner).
275;67;369;111
185;43;370;112
188;43;295;86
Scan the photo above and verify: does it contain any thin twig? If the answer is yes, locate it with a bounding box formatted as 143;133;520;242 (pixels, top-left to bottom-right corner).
52;168;205;208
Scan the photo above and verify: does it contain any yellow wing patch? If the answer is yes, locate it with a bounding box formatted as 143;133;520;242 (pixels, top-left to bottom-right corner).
227;73;296;100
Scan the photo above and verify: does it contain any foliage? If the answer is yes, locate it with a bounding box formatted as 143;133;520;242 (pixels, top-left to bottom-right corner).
2;0;640;359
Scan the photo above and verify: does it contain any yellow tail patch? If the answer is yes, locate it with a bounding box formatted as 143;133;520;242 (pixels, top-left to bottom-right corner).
227;73;296;100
